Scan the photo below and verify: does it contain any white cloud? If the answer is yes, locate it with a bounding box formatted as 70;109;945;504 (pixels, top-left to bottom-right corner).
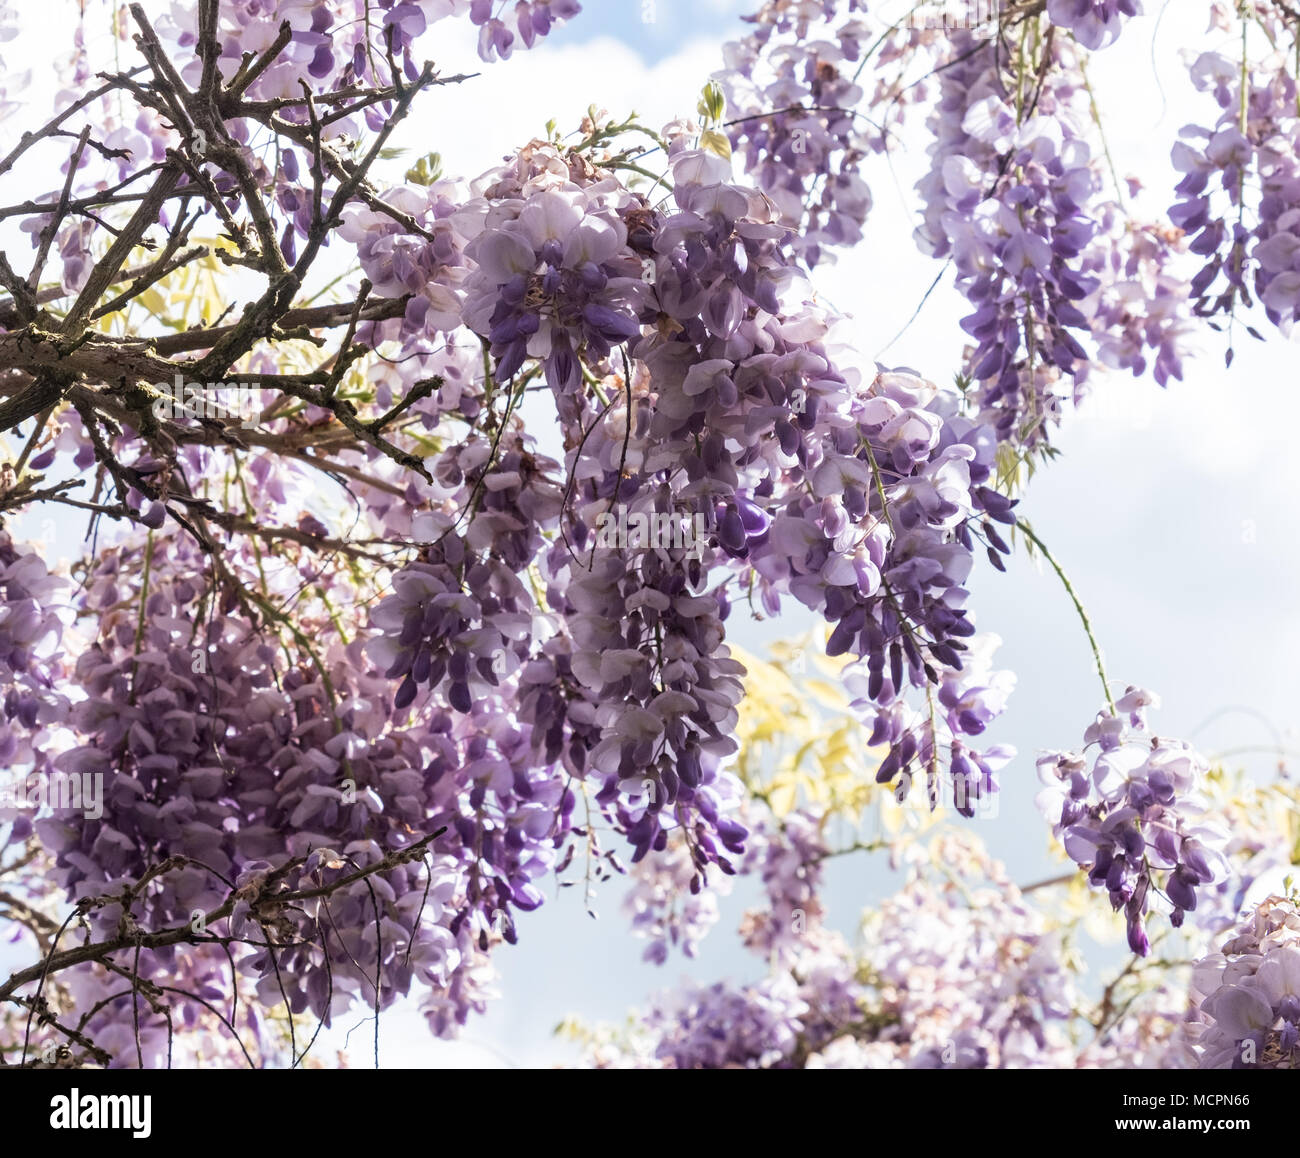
388;28;725;185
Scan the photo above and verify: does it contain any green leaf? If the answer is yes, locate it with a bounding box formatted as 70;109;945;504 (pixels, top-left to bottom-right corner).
697;80;725;124
405;151;444;186
700;130;731;160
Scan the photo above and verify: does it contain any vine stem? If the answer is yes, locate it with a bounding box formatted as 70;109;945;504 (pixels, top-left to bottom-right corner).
1079;55;1126;212
125;529;155;706
1020;870;1077;893
1015;516;1116;713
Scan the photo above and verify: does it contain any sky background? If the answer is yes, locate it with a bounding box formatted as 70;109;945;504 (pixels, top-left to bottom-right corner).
2;0;1298;1067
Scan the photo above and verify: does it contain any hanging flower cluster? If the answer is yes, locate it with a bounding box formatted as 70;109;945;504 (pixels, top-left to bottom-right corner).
1036;690;1230;956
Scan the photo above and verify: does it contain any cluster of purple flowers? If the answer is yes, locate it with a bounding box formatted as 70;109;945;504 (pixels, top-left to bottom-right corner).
1172;49;1300;334
463;0;580;63
1079;215;1194;387
158;0;577;95
717;0;875;267
623;835;730;964
847;632;1014;816
736;808;827;962
339;182;469;337
33;528;495;1043
748;365;1017;806
460;185;648;391
600;806;861;1068
595;825;1080;1069
0;529;70;812
18;451;586;1056
915;31;1113;443
1036;689;1230;956
1190;895;1300;1069
368;433;557;712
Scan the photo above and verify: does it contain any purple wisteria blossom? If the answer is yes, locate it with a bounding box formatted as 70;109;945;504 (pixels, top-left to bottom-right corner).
717;0;875;267
1191;896;1300;1069
461;185;649;392
1046;0;1142;51
1037;690;1230;956
1171;47;1300;336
